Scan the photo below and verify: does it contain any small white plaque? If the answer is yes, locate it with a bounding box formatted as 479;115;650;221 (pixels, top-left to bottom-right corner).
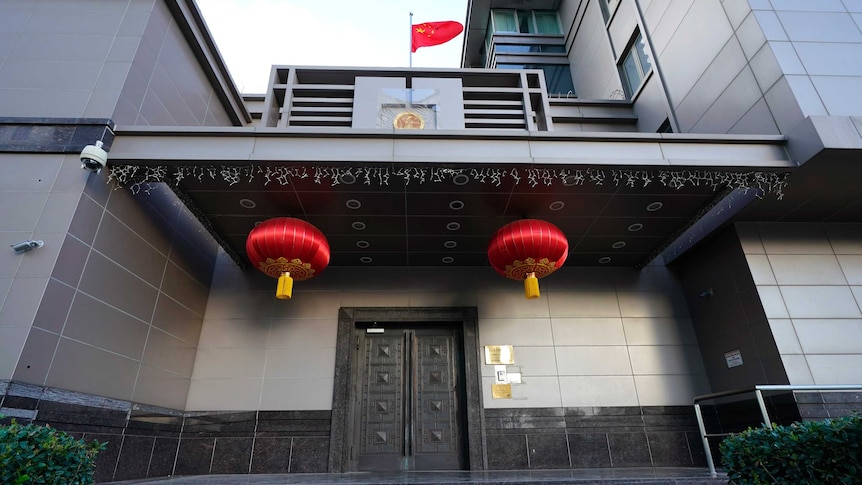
494;365;508;384
724;349;743;368
508;372;522;384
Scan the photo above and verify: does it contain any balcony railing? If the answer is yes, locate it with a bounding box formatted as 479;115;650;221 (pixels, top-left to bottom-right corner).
251;66;637;132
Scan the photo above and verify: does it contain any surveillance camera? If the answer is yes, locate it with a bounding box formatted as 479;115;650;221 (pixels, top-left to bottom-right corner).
81;140;108;173
11;240;44;254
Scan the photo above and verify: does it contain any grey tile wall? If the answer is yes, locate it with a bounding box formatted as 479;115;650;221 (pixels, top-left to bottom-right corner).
671;225;786;392
114;0;232;127
593;0;862;134
13;180;218;409
737;221;862;386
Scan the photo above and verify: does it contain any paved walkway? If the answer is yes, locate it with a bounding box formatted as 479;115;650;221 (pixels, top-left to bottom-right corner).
105;468;727;484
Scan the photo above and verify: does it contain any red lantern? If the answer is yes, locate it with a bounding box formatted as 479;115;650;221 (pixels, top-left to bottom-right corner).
246;217;330;299
487;219;568;299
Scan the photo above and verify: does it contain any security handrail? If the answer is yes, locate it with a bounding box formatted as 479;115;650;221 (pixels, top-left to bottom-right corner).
693;384;862;477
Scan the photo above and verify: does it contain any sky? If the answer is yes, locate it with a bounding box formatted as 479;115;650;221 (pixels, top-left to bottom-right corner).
196;0;470;94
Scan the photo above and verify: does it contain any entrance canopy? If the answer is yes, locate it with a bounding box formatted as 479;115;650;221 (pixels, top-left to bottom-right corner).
108;126;791;269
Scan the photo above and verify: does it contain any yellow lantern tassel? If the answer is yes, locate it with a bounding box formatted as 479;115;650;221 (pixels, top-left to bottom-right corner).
524;272;540;299
276;272;293;299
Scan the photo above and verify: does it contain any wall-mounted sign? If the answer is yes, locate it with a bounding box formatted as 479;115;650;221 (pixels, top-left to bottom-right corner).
484;345;514;365
725;349;743;368
508;372;522;384
494;365;507;384
491;384;512;399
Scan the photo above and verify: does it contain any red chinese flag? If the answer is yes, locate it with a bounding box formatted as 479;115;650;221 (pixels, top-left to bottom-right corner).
411;21;464;52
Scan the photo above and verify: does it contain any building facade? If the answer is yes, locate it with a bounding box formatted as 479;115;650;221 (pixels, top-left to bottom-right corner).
1;0;860;481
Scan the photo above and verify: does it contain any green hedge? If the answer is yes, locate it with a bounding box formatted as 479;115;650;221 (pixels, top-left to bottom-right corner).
0;418;105;485
720;414;862;484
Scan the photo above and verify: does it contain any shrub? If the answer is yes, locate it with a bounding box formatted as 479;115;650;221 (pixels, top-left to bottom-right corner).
720;414;862;484
0;418;105;485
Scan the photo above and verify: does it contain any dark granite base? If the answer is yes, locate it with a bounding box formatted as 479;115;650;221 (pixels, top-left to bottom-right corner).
484;406;709;470
0;117;114;153
0;381;329;482
1;382;731;482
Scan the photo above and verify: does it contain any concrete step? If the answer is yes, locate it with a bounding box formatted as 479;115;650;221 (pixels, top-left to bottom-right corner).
105;468;728;484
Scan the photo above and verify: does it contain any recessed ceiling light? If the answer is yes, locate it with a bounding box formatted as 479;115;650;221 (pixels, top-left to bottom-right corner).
612;241;626;249
444;240;457;249
352;221;366;230
360;256;373;263
628;223;643;232
356;240;370;249
442;256;454;264
449;200;464;211
239;198;256;209
599;257;612;264
338;173;356;184
549;201;565;211
452;174;470;186
446;222;461;231
646;202;663;212
346;199;362;209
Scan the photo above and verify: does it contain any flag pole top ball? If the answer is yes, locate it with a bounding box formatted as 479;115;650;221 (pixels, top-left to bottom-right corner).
246;218;330;300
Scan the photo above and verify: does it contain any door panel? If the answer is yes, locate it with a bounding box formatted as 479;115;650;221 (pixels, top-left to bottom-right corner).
354;326;466;471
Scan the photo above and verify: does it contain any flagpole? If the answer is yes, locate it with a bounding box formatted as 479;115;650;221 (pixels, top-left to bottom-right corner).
409;12;413;68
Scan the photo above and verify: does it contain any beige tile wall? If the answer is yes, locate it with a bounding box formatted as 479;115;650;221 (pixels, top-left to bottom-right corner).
188;259;709;411
738;222;862;385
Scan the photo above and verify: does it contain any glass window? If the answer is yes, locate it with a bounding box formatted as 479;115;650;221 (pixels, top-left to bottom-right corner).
517;10;534;33
497;64;575;96
534;12;561;34
491;10;561;35
495;44;565;54
619;32;651;97
493;10;518;32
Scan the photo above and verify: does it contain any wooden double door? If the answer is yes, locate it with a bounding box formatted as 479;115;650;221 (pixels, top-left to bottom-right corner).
350;324;468;471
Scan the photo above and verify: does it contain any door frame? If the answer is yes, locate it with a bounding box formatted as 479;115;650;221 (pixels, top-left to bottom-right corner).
328;307;486;472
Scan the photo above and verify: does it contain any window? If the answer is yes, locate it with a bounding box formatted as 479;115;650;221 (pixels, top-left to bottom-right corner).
493;10;518;32
497;64;575;96
490;10;561;35
619;31;651;97
495;44;565;54
534;12;561;34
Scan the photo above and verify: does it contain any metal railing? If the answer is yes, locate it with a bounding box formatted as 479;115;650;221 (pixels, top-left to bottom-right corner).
693;384;862;477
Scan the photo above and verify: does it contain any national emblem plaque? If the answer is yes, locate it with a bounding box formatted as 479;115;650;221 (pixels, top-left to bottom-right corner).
393;111;425;129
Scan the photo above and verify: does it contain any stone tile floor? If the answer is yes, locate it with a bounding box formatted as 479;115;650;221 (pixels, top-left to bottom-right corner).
106;468;727;484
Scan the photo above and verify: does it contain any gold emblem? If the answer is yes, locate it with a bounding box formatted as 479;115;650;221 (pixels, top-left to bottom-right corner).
393;111;425;130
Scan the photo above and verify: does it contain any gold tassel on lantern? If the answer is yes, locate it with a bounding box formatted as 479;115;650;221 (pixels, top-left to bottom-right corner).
276;272;293;300
524;272;540;299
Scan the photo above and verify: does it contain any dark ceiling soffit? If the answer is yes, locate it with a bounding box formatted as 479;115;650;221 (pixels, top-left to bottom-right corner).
166;181;248;269
165;0;252;125
656;187;763;266
636;185;735;269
